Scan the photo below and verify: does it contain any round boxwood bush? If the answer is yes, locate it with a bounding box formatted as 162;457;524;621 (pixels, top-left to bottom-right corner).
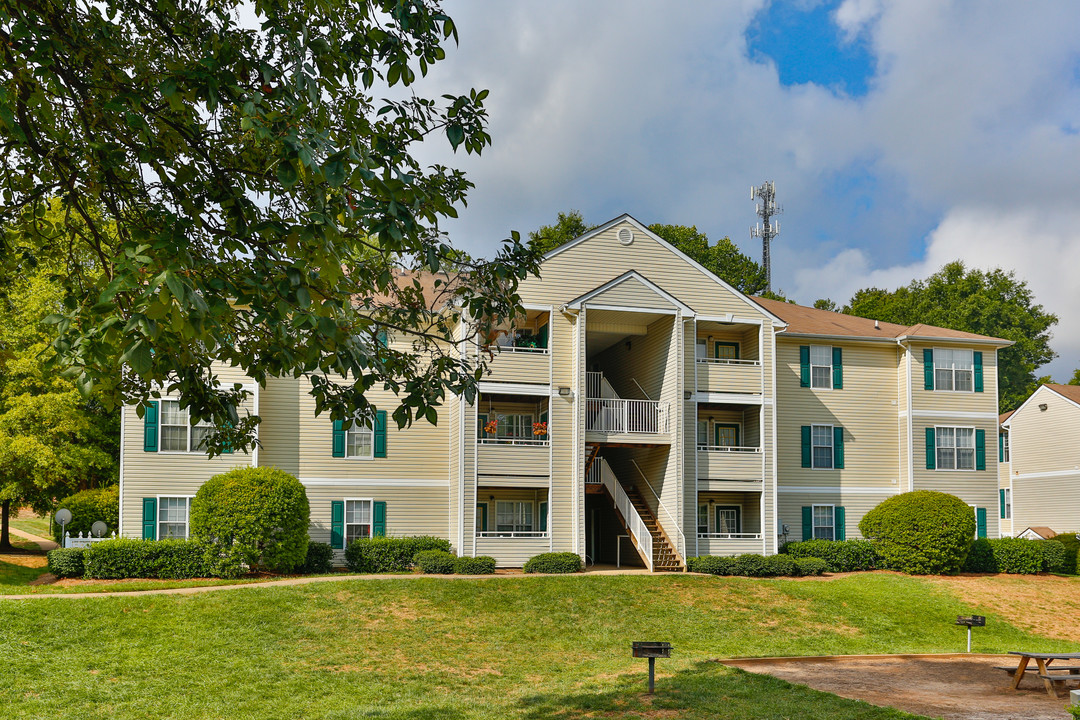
1055;532;1079;575
190;467;310;573
47;548;85;578
1040;540;1068;573
415;549;456;574
763;553;797;577
301;541;335;574
793;557;828;577
858;490;975;575
454;555;496;575
523;552;582;574
52;485;119;543
686;555;736;575
733;553;770;577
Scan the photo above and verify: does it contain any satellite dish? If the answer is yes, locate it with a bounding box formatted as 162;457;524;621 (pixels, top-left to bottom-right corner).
55;508;72;527
91;521;108;538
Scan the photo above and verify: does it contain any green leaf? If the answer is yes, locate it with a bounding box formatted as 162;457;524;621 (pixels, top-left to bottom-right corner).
446;124;465;149
277;161;299;188
324;159;346;187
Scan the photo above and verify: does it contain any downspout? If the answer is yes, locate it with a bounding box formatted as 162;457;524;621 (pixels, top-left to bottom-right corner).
898;339;915;492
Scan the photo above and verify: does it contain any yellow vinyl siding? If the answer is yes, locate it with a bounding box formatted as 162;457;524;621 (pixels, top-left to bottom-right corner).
481;350;551;384
910;342;999;413
258;376;300;475
1006;388;1080;533
777;491;894;542
584;275;680;310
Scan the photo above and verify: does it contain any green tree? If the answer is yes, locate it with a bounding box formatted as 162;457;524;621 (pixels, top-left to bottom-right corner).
814;298;838;312
1067;369;1080;386
0;0;539;454
844;262;1057;412
528;210;594;255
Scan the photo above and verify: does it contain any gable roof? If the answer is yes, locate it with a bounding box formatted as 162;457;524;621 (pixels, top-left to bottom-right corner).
1005;383;1080;427
566;270;694;315
753;296;1010;344
999;410;1014;425
545;214;787;325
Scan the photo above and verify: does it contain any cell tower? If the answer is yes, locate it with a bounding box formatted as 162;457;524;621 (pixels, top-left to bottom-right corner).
750;181;782;293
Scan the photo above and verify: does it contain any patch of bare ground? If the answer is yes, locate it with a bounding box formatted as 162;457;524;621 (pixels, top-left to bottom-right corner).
722;655;1076;720
0;552;47;569
921;574;1080;643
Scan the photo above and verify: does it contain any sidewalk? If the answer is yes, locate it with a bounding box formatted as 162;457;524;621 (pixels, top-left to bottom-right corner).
7;528;58;552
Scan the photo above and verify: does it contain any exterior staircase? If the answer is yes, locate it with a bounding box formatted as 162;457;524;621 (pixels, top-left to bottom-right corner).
622;484;683;572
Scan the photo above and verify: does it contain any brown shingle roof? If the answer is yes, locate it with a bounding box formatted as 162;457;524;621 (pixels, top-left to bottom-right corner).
1044;383;1080;405
368;269;462;311
999;410;1014;424
753;297;1008;343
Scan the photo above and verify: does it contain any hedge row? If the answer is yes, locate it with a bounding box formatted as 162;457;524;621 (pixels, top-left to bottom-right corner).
687;554;827;577
46;548;85;578
781;539;882;572
963;538;1071;574
45;539;245;580
1056;532;1080;575
343;536;452;573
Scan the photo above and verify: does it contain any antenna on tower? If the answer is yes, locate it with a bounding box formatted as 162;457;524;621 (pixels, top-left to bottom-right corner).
749;181;782;293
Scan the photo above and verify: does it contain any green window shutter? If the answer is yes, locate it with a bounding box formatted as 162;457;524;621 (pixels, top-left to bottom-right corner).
925;427;936;469
799;346;810;387
973;351;984;392
330;501;344;549
835;507;846;541
832;347;843;389
332;419;345;458
143;401;159;452
833;426;845;469
976;507;987;539
539;501;548;533
923;349;934;390
372;501;387;537
374;410;388;458
476;503;488;532
142;498;157;540
975;429;986;470
376;329;389;348
801;506;813;541
999;432;1004;463
477;413;488;440
999;489;1006;519
536;323;549;350
801;426;812;468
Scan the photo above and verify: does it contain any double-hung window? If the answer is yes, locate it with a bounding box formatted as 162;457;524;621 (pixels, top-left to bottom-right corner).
813;505;835;541
158;497;190;539
345;418;374;459
811;425;834;469
936;426;975;470
1002;488;1012;520
159;400;214;452
1001;432;1010;462
934;349;974;392
496;501;533;533
345;500;372;543
810;345;833;389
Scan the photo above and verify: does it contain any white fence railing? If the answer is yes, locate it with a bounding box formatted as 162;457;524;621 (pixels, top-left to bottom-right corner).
695;358;761;365
697;445;761;453
596;458;652;571
479;438;550;446
64;531;116;548
476;531;548;538
697;532;762;540
586;398;667;434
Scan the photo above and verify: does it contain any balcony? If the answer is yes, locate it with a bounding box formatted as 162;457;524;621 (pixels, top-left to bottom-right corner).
697;446;764;481
483;345;550;384
696;358;762;395
585;398;669;435
477;440;550;475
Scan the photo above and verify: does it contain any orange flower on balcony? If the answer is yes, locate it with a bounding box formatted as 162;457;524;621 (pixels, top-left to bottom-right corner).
532;421;548;437
484;419;498;435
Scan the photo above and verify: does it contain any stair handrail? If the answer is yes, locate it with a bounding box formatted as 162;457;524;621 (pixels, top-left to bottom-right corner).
598;458;653;571
630;377;652;401
629;458;686;557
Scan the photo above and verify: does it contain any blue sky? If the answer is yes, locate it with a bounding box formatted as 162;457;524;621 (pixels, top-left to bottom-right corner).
409;0;1080;379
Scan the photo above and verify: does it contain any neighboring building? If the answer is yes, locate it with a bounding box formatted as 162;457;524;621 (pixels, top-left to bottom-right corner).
997;410;1014;537
998;383;1080;537
117;215;1011;569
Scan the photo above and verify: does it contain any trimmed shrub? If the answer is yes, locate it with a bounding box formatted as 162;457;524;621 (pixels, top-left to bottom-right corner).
47;548;85;578
992;538;1044;574
454;556;496;575
1054;532;1079;575
1040;540;1068;573
793;557;828;577
782;539;881;573
763;553;797;577
415;550;456;574
686;555;736;575
301;542;335;575
963;538;996;573
344;536;452;573
733;553;771;577
523;552;582;574
190;467;310;573
859;491;976;574
52;486;119;543
81;538;237;579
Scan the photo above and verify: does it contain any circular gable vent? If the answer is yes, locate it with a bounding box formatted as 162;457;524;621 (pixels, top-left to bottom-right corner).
617;227;634;245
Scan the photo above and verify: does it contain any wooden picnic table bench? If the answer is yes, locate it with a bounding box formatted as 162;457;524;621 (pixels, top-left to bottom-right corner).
1007;652;1080;698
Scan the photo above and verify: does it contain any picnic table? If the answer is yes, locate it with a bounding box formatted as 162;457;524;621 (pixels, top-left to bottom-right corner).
1004;651;1080;698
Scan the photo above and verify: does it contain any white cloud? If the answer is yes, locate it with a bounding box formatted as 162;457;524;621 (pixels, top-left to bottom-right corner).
833;0;883;42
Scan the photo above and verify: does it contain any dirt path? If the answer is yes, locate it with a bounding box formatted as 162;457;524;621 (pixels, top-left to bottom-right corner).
8;528;58;552
721;654;1079;720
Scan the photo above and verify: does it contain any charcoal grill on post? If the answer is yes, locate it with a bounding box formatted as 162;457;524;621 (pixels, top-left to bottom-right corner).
632;642;672;693
956;615;985;652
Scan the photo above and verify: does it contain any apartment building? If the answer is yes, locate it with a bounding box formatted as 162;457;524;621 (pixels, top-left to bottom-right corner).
997;384;1080;537
117;215;1010;569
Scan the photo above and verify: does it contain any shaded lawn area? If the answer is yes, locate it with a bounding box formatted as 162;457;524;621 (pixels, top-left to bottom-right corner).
9;514;51;539
0;573;1071;719
0;540;49;589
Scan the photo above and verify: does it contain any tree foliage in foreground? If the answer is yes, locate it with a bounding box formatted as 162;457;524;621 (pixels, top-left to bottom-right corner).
844;261;1057;412
0;0;540;454
528;211;768;295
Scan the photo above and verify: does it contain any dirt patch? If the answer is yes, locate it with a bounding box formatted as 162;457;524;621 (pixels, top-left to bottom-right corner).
0;553;47;569
921;574;1080;643
722;655;1078;720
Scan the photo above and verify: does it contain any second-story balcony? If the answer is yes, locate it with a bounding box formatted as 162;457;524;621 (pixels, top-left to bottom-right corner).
586;398;669;434
696;357;762;395
697;445;764;482
479;309;551;385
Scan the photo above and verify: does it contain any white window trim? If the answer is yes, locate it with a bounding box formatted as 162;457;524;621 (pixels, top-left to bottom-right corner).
934;424;976;472
157;398;216;455
812;503;835;541
344;497;374;543
809;345;833;391
714;505;742;534
342;417;375;461
156;495;193;539
1002;432;1010;463
810;423;835;470
495;500;535;533
1002;488;1012;520
932;347;975;394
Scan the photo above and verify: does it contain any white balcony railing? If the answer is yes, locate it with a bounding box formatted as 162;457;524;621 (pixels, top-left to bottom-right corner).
476;531;548;538
479;437;550;446
586;398;668;434
695;358;761;366
697;532;762;540
696;445;761;453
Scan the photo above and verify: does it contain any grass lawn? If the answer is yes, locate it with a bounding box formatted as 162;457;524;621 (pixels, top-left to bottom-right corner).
8;514;52;539
1;573;1074;720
